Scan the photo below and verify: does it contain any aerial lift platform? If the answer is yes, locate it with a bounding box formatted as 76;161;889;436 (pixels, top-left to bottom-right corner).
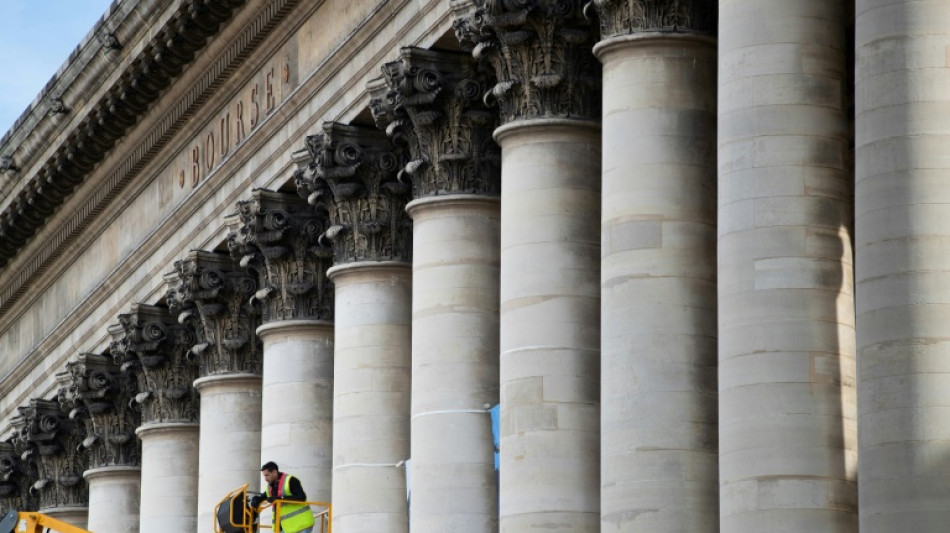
214;484;331;533
0;510;92;533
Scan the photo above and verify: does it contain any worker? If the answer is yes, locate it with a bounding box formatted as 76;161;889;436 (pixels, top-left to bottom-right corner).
251;461;316;533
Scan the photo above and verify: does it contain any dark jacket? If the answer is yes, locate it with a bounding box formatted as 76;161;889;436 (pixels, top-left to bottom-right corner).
250;473;307;507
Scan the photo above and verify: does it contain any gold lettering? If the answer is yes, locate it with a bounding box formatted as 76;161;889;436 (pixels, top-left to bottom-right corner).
250;84;260;128
220;114;230;157
283;61;290;84
205;131;215;171
235;101;246;142
191;147;200;187
179;169;185;188
265;68;275;114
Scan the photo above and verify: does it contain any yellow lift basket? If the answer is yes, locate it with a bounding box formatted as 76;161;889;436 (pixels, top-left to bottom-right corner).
213;484;331;533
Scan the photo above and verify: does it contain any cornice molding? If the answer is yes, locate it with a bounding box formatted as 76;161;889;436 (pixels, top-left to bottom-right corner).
0;0;248;268
0;0;303;316
0;0;447;428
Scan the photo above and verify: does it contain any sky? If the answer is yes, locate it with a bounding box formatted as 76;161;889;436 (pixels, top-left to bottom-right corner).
0;0;115;137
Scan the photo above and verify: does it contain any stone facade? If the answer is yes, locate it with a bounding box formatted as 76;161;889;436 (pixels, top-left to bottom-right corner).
0;0;945;532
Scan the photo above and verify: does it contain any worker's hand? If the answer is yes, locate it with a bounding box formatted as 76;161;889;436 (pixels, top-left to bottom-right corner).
249;494;264;508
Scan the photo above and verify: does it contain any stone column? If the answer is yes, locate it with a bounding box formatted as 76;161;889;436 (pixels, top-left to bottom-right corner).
84;467;141;533
373;47;501;532
170;251;263;533
15;397;89;529
586;1;719;531
136;424;200;532
718;0;857;531
459;2;602;530
855;1;950;530
60;353;142;533
229;188;335;503
298;122;412;533
110;303;201;533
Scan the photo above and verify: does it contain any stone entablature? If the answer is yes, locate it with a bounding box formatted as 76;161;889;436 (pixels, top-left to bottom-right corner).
296;122;412;264
372;47;501;199
14;397;88;511
0;0;303;320
0;0;249;271
585;0;717;38
168;251;263;377
60;353;141;469
168;51;297;191
455;0;601;124
109;304;200;425
229;189;334;323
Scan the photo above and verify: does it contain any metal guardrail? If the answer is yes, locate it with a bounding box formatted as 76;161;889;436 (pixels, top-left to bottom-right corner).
213;483;332;533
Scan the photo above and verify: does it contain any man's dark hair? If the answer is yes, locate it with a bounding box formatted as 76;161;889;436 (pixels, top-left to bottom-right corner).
261;461;279;472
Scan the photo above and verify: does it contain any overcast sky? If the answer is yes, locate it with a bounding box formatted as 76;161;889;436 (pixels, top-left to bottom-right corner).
0;0;115;136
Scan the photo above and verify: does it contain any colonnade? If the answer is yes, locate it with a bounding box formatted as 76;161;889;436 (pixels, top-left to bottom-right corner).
3;0;950;532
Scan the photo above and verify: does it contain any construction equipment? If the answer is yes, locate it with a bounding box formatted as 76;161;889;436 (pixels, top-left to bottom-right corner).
214;484;331;533
0;510;92;533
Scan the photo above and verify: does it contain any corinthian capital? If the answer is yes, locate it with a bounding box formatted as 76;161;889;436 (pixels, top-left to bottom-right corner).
60;354;140;469
0;438;37;512
15;398;88;510
585;0;716;39
372;47;501;199
168;251;263;376
296;122;412;264
229;189;334;323
458;0;601;123
109;304;200;425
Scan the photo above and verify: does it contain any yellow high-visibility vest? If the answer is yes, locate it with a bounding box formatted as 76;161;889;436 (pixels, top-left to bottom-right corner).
266;474;315;533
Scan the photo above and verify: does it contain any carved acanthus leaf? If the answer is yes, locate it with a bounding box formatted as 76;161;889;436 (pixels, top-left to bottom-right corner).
372;47;501;199
296;122;412;264
169;251;263;376
15;397;88;510
585;0;716;38
458;0;601;123
109;304;199;425
61;354;140;469
0;438;37;511
228;189;334;323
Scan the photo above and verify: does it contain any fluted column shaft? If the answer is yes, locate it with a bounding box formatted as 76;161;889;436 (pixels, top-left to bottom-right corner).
718;0;857;531
406;196;500;532
495;120;601;531
855;1;950;530
258;321;334;502
137;423;200;533
194;375;262;533
328;263;411;533
593;29;718;531
85;466;141;533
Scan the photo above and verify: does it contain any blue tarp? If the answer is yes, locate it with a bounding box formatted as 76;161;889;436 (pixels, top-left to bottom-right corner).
490;404;500;470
